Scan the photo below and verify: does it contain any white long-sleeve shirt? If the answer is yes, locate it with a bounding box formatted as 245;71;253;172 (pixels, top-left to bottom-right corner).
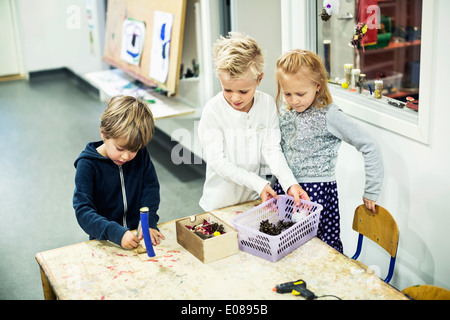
198;90;298;211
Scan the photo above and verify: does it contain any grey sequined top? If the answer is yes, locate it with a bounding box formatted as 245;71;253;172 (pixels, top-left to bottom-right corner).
279;103;384;201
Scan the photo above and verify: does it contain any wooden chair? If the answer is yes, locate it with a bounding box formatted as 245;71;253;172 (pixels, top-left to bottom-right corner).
351;204;399;283
402;285;450;300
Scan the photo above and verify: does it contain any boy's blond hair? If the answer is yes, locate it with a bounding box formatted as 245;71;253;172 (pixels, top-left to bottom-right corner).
275;49;333;110
100;95;154;152
213;32;264;80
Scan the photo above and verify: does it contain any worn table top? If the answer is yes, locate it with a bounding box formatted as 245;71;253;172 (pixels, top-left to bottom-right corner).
35;200;407;300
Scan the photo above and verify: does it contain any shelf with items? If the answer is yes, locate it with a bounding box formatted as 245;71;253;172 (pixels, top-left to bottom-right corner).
362;39;421;53
358;0;422;101
358;39;421;97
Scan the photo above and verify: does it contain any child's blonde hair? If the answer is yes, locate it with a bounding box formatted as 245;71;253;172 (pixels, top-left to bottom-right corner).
213;32;264;80
275;49;333;110
100;95;154;152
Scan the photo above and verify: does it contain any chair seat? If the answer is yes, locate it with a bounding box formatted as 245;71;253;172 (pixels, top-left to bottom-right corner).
402;285;450;300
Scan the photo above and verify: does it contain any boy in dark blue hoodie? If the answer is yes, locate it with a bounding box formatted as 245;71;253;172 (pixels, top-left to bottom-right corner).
73;95;164;249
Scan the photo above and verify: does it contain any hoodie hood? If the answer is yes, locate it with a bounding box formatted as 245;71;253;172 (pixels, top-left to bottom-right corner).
74;141;109;168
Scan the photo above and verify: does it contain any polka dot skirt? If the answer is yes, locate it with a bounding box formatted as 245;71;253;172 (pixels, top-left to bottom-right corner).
273;180;343;253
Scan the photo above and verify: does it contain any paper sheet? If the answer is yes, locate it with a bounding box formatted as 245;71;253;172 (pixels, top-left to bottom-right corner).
120;18;146;65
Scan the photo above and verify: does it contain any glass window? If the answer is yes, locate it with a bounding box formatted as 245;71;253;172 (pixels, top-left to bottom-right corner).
316;0;422;113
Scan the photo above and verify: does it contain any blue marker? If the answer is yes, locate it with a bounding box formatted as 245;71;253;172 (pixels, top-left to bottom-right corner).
160;23;170;59
139;207;155;257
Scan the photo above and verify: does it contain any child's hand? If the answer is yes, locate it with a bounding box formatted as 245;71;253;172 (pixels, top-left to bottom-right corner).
149;228;165;246
121;230;141;249
363;198;376;213
260;184;278;202
287;184;310;206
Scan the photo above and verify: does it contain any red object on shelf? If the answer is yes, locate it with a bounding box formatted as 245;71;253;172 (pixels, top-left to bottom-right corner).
358;0;378;45
406;96;419;111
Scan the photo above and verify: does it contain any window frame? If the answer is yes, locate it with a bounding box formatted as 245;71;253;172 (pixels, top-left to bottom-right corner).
280;0;436;144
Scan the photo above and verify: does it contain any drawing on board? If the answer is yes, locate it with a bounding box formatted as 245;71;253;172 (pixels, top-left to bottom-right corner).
120;18;146;65
149;11;174;83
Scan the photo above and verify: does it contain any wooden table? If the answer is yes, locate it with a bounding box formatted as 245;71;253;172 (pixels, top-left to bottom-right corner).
35;200;407;300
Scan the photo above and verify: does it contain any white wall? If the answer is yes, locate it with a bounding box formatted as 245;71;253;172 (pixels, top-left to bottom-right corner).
230;0;281;98
0;0;25;77
15;0;106;75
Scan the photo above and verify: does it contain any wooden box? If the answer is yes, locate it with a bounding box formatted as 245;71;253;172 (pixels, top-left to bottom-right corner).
176;212;239;263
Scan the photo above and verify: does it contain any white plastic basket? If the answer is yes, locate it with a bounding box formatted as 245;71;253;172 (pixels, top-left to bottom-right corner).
231;195;323;262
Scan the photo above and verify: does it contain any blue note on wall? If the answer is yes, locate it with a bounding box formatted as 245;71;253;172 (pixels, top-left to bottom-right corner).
149;11;174;83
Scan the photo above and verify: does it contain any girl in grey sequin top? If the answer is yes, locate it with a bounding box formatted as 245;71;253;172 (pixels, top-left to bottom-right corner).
273;50;383;252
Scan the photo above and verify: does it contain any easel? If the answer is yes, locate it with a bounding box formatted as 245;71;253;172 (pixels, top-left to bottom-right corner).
103;0;187;96
85;0;194;120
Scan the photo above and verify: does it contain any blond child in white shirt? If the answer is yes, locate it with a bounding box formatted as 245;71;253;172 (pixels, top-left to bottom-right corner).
198;32;309;211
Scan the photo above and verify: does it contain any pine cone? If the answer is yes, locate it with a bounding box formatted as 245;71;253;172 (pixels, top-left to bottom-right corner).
321;9;332;21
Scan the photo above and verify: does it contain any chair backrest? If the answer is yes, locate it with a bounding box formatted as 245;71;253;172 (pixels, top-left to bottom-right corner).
352;204;399;258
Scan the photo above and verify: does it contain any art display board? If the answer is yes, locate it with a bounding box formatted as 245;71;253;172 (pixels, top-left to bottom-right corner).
103;0;187;95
